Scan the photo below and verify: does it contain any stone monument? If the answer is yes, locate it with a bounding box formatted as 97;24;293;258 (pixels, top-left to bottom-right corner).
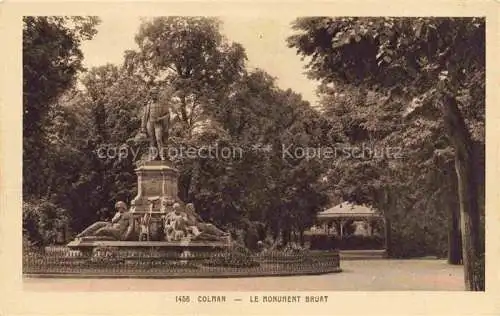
129;86;177;240
67;86;231;254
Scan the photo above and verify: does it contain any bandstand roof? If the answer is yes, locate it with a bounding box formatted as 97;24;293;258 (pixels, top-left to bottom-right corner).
317;202;381;221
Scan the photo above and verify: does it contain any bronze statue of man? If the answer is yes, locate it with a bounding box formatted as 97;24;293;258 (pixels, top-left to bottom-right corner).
136;86;172;161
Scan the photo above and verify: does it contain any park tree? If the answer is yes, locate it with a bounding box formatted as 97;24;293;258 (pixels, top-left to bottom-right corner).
207;69;329;244
22;16;100;245
69;64;145;229
27;63;149;235
288;17;484;290
23;16;100;199
124;17;246;136
160;68;329;246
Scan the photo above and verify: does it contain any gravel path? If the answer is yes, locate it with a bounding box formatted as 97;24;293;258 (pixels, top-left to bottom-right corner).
23;259;464;291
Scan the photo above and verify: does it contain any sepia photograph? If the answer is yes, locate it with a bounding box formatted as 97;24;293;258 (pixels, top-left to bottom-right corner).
21;14;485;291
1;1;497;315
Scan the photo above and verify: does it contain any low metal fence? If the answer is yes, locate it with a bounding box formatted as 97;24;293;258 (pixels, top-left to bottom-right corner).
23;246;341;278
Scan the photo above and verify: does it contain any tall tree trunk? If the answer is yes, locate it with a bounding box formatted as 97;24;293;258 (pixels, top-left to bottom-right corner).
282;229;291;246
384;217;391;257
445;162;463;264
447;200;462;264
178;166;192;202
442;94;482;291
180;95;189;126
383;189;395;257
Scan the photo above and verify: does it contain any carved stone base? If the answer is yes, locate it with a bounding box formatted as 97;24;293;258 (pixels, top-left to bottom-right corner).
128;160;179;241
130;160;179;214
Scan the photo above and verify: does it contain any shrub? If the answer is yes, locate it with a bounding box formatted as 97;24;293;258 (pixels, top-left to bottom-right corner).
307;235;385;250
335;235;384;250
388;219;447;258
233;220;267;252
308;235;336;250
203;244;259;268
244;224;260;251
23;199;70;246
257;242;315;264
281;242;308;254
23;201;44;248
22;234;44;255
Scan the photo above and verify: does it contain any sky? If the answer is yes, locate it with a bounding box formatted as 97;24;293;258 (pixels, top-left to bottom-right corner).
79;16;320;106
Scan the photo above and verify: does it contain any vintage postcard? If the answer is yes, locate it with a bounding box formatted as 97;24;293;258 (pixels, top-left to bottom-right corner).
1;0;499;315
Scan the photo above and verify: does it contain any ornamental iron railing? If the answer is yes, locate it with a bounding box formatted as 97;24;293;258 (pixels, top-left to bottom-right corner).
23;246;341;277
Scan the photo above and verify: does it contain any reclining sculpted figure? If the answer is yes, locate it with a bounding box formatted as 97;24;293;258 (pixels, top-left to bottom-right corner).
183;203;230;241
76;201;134;241
163;202;229;242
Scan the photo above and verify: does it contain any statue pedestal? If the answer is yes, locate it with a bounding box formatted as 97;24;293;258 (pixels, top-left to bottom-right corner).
129;160;179;241
130;160;179;213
